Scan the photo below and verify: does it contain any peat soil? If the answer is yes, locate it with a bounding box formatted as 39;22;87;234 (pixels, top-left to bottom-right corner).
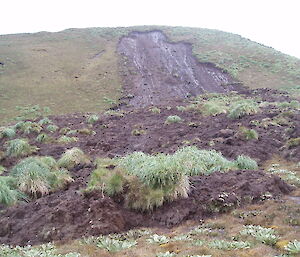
117;30;240;108
0;169;293;246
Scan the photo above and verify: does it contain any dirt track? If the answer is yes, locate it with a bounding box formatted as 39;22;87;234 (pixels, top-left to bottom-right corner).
118;31;239;107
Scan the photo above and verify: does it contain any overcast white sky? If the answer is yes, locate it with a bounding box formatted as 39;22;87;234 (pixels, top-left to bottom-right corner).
1;0;300;58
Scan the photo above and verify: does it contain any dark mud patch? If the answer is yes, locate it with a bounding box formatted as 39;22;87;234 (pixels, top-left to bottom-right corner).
118;30;240;108
0;170;293;246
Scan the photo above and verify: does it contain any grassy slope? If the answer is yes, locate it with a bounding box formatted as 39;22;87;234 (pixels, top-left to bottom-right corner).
1;26;300;122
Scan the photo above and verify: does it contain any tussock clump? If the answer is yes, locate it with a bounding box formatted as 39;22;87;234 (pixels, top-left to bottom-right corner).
235;155;258;170
46;124;59;133
86;114;99;124
239;126;259;140
0;176;26;206
35;133;54;143
10;156;73;198
57;135;78;144
16;121;42;134
5;138;37;157
87;167;126;196
87;147;257;211
149;107;161;114
38;117;52;125
0;127;16;139
165;115;182;124
228;100;259;119
58;147;90;169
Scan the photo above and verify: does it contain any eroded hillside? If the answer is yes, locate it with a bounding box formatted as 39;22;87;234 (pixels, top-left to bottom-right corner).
1;26;300;121
118;31;237;107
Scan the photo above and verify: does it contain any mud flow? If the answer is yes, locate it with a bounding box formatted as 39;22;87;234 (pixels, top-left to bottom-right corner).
118;31;237;107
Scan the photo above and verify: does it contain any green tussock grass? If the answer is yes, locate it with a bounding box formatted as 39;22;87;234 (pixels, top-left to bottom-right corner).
58;147;90;169
0;176;26;206
10;156;73;198
0;126;16;139
165;115;182;124
5;138;38;157
87;146;257;211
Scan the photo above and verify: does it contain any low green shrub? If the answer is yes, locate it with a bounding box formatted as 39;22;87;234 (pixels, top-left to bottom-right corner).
58;147;90;169
5;138;37;157
165;115;182;124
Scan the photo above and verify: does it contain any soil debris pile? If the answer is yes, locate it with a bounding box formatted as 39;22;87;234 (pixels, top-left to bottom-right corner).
0;170;293;246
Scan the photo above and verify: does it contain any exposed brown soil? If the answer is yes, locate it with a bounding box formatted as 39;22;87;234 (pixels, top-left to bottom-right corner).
118;31;240;108
0;169;293;246
0;90;299;169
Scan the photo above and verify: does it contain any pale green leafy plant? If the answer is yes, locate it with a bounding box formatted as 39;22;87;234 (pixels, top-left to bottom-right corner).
240;225;279;245
86;114;99;124
96;237;137;252
208;239;251;250
147;234;170;244
0;243;80;257
156;252;176;257
284;240;300;254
